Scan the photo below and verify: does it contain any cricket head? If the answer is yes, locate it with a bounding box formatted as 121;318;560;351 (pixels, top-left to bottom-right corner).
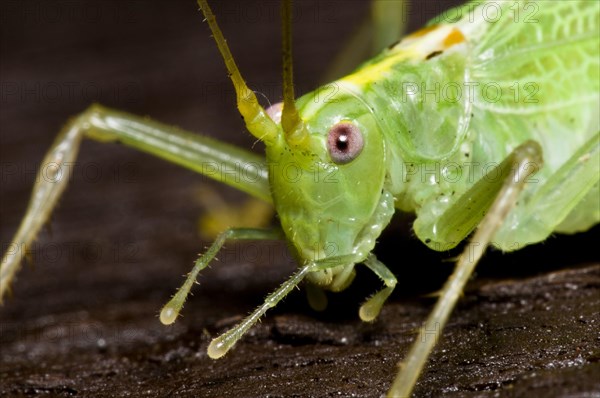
196;0;390;265
263;91;388;264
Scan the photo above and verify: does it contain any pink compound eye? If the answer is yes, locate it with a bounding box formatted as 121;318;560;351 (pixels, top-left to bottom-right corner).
327;122;364;164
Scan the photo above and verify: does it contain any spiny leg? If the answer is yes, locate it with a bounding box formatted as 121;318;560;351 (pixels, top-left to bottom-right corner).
0;104;271;302
160;228;282;325
359;254;397;322
387;141;543;398
208;254;358;359
1;120;82;300
207;261;318;359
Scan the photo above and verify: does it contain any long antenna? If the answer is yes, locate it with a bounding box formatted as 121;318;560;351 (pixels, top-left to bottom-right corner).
280;0;309;147
197;0;279;145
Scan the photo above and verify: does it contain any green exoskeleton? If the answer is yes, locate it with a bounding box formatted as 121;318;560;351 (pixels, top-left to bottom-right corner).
1;1;598;396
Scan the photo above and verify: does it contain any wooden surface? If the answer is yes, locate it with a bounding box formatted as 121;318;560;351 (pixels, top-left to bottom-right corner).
1;1;599;397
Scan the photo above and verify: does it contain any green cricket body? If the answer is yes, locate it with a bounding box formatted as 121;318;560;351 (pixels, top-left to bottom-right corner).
267;0;599;291
2;1;598;395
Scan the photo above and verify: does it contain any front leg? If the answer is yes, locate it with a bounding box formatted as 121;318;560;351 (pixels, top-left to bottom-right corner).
0;104;271;302
160;227;283;325
207;253;359;359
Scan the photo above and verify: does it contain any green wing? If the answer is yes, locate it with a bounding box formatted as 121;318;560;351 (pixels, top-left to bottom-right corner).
460;1;598;172
467;0;599;115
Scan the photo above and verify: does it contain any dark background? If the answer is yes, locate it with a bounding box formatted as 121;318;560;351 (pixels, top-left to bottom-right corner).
1;1;598;397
